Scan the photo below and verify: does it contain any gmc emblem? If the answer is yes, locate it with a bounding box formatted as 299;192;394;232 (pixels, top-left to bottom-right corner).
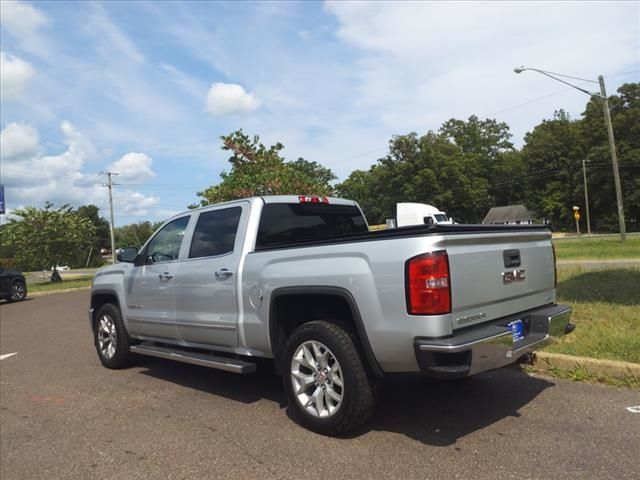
502;269;526;284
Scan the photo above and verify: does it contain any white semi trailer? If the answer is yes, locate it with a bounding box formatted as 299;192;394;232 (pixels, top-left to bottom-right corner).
396;202;453;227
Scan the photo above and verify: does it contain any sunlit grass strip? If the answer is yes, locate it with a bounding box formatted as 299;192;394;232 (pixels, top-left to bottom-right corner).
27;276;93;293
553;235;640;260
544;267;640;363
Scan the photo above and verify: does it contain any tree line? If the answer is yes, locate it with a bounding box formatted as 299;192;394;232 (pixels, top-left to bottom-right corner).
198;82;638;230
1;82;637;278
0;203;161;276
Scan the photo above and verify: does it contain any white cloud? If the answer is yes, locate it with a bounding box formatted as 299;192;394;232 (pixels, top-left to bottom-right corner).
0;122;159;218
161;63;206;98
109;152;156;183
324;1;639;148
205;82;261;116
0;52;36;101
116;192;160;217
86;3;144;64
0;122;39;160
0;0;48;37
0;0;49;56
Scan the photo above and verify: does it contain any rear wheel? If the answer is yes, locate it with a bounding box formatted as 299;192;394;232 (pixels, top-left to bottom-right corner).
94;303;132;369
8;281;27;302
283;320;378;436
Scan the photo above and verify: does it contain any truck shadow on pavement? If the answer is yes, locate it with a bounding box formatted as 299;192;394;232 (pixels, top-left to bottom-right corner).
136;356;552;446
359;367;553;446
136;356;286;406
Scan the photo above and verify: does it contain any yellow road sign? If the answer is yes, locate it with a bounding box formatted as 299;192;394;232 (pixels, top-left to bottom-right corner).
574;211;581;221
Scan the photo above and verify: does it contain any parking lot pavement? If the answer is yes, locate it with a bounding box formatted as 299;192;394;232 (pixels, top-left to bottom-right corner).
1;292;639;480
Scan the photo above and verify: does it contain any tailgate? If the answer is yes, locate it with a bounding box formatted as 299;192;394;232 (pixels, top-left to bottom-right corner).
445;230;555;330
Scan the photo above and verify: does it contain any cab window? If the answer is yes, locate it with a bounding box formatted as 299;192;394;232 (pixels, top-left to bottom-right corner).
189;207;242;258
145;216;190;263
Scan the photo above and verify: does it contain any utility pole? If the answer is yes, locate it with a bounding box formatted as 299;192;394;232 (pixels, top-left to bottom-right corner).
582;160;591;235
514;67;626;241
104;172;119;264
598;76;626;241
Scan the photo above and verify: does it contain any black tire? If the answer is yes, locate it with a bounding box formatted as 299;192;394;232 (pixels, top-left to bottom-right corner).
7;280;27;302
94;303;132;369
282;320;378;436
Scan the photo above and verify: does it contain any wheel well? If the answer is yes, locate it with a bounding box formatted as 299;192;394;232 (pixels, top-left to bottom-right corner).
269;290;383;377
90;293;119;329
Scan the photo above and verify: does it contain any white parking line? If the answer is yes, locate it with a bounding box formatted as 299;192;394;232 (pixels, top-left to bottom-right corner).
0;353;18;361
627;406;640;413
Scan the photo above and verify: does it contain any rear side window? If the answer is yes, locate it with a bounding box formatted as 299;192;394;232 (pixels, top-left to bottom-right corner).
189;207;242;258
256;203;367;247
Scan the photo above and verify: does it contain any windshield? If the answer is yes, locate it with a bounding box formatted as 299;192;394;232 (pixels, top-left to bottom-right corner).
434;214;448;222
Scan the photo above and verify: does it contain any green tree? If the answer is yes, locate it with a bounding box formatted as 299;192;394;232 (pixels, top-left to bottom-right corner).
520;110;585;229
518;82;640;232
1;203;96;280
335;168;375;214
337;131;492;224
289;158;337;186
196;130;335;205
439;115;523;207
579;82;640;231
115;221;163;249
74;205;110;267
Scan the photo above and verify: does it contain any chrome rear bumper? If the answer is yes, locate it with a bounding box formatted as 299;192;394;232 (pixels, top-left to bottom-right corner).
414;304;573;379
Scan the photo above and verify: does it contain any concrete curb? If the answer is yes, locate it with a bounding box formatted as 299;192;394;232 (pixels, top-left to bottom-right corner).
27;286;91;298
534;351;640;380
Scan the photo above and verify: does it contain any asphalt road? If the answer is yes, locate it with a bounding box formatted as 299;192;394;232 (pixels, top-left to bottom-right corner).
1;292;638;480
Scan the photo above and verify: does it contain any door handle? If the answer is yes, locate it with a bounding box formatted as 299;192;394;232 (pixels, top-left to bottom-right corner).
158;272;173;280
215;269;233;279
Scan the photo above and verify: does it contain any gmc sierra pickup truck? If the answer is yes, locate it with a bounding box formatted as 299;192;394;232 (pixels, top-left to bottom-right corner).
89;195;573;435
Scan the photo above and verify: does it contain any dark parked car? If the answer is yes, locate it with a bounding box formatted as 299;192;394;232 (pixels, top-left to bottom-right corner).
0;268;27;302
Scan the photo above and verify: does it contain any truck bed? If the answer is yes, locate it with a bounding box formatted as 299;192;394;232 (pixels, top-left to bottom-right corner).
254;223;551;251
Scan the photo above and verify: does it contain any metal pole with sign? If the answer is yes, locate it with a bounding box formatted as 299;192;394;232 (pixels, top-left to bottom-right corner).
573;206;581;235
0;184;5;215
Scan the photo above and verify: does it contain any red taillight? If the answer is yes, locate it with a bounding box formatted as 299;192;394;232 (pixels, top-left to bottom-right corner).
406;251;451;315
552;243;558;288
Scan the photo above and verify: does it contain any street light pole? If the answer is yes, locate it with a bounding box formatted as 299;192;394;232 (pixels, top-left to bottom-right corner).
514;66;626;241
582;159;591;235
598;76;626;241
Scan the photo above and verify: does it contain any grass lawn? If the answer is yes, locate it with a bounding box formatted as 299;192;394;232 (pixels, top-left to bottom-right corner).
544;266;640;364
553;235;640;260
27;275;93;293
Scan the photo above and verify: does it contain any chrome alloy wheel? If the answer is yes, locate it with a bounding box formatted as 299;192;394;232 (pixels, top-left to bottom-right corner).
9;283;25;301
97;314;117;360
290;340;344;418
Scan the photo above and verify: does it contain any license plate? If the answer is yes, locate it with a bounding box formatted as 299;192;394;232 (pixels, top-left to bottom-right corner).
508;319;524;343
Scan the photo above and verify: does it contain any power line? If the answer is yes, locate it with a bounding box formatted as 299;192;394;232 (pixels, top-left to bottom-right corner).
605;70;639;78
321;70;637;169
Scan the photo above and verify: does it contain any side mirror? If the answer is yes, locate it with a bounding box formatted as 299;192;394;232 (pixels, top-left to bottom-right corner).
116;247;138;263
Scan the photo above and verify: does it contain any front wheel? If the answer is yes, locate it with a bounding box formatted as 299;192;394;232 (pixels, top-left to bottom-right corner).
8;280;27;302
283;320;378;436
94;303;132;369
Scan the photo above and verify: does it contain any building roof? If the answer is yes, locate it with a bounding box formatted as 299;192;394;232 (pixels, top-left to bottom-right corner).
483;205;533;224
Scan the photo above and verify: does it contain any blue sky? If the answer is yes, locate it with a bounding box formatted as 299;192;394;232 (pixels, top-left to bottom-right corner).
1;0;638;225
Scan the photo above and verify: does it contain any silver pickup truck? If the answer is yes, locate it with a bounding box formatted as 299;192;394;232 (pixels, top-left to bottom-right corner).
89;195;573;435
